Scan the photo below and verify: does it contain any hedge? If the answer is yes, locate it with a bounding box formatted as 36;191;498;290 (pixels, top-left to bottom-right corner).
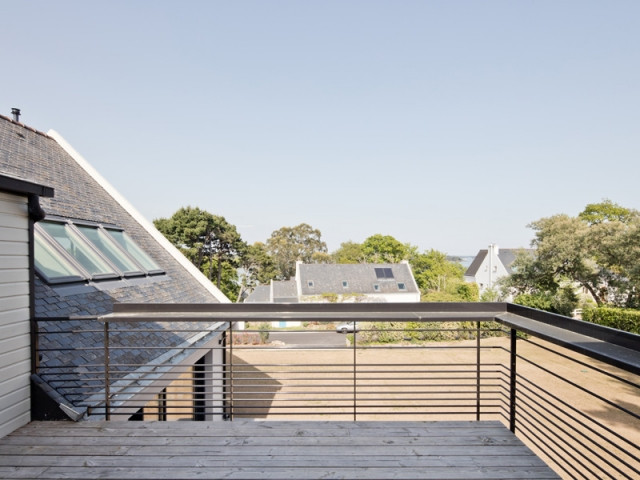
581;307;640;335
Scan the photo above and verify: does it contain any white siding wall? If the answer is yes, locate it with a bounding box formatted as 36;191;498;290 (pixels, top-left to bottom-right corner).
0;191;31;438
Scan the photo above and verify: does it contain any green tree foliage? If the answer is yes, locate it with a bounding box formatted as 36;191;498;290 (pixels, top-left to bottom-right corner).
331;241;365;264
266;223;327;279
361;234;412;263
154;206;246;301
503;200;640;309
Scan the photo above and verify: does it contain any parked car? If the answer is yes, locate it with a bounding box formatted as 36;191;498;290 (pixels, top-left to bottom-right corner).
336;322;359;333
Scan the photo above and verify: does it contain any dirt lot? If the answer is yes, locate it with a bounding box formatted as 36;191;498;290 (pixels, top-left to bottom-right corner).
232;336;640;478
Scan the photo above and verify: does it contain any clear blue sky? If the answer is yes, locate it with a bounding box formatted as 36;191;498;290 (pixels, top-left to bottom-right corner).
4;1;639;255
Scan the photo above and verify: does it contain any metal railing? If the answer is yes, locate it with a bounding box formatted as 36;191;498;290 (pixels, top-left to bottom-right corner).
33;303;640;479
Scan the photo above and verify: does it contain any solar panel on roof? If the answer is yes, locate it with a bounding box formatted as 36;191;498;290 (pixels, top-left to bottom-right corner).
374;267;394;279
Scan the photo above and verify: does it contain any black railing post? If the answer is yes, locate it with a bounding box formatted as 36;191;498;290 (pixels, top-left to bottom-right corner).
104;321;110;421
476;321;481;421
509;328;517;433
229;321;233;421
353;320;357;421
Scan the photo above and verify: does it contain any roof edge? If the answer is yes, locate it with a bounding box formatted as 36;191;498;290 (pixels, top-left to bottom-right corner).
47;129;230;303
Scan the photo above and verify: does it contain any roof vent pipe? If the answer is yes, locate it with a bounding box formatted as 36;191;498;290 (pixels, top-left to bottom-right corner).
11;108;21;122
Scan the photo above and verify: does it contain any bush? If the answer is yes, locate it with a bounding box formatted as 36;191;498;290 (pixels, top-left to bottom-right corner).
581;307;640;334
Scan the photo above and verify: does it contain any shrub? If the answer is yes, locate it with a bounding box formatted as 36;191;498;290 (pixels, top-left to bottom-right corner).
581;307;640;334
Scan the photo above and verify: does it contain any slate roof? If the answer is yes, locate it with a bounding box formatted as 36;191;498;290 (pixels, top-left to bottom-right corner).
299;262;419;296
244;285;270;303
272;279;298;302
465;248;533;277
0;115;224;413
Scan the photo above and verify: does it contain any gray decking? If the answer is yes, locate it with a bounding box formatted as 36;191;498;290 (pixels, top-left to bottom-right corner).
0;420;559;479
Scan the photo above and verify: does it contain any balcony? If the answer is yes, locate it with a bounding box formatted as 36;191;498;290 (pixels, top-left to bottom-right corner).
1;303;639;479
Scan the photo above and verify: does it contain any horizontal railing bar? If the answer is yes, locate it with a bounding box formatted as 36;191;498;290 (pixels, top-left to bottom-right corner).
517;375;640;454
516;395;638;478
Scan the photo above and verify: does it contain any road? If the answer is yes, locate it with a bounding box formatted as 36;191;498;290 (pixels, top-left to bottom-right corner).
269;330;348;347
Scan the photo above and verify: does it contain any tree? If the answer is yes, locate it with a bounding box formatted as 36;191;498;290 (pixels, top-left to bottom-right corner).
154;207;246;301
361;234;412;263
237;242;278;302
412;249;478;302
502;201;640;309
331;241;366;264
266;223;327;279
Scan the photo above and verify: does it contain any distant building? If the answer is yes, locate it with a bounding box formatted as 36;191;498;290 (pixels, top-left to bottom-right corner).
245;261;420;327
464;244;532;297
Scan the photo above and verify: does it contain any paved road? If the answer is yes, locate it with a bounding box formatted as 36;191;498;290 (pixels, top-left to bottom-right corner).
269;330;348;347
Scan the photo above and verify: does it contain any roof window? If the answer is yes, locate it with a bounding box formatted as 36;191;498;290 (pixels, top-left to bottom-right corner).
33;234;85;284
342;281;349;288
75;225;145;277
34;220;164;284
105;228;162;273
38;222;118;280
397;282;406;290
373;284;380;291
308;281;314;288
374;267;394;279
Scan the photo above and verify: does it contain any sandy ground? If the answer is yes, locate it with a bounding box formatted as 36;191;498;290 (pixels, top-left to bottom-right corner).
232;336;640;479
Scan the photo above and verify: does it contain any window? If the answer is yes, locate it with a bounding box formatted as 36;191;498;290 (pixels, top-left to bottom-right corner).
75;225;145;277
374;267;394;279
342;281;349;288
105;229;162;273
34;219;164;284
38;222;118;279
34;234;85;284
397;282;406;290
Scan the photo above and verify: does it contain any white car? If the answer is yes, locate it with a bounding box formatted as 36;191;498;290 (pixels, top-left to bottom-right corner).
336;322;359;333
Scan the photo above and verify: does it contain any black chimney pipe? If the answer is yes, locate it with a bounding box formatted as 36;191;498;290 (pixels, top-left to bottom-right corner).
11;108;21;122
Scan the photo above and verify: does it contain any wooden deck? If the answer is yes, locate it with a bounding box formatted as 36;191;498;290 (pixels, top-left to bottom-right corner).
0;420;559;479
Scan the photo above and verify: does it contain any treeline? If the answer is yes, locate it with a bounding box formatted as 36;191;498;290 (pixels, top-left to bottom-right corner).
153;207;475;302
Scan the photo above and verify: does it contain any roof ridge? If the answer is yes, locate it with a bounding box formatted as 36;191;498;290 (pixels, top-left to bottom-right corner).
0;114;51;138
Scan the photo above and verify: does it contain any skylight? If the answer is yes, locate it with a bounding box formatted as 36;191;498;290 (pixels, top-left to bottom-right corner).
38;222;118;279
34;220;164;284
76;225;144;277
105;229;162;273
33;234;85;284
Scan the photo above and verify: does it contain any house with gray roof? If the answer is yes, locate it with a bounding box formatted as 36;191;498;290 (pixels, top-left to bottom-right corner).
464;244;532;296
245;261;420;320
0;112;229;430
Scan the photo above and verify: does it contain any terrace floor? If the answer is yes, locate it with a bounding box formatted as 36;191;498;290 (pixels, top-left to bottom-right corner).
0;420;559;479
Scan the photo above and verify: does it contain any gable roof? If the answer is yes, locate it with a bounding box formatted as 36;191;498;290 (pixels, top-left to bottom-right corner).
0;114;228;416
465;248;533;277
298;262;419;296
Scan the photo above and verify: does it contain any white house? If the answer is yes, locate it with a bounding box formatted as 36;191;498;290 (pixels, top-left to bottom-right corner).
464;244;532;297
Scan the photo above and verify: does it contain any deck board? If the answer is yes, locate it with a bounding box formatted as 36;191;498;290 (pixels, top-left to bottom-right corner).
0;420;560;479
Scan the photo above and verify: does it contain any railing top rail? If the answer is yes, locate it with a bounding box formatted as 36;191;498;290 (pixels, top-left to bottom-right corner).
112;302;509;314
498;311;640;376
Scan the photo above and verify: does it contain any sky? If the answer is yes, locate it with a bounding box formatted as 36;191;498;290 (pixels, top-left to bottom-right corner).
3;1;639;255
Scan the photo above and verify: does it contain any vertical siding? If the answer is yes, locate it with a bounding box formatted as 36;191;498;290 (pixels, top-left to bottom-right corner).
0;192;30;438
